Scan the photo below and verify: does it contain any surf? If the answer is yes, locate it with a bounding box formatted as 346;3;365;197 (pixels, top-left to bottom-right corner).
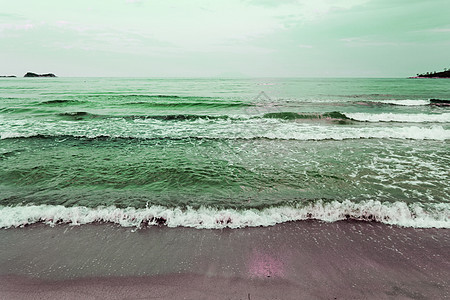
1;200;448;229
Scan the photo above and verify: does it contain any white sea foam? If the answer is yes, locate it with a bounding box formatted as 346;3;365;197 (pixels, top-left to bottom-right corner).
346;113;450;123
377;99;430;106
0;200;448;229
1;119;449;141
0;132;35;139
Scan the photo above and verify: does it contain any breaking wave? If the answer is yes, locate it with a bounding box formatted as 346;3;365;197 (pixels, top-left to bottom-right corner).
121;101;250;108
346;113;450;123
57;111;350;122
38;99;88;105
355;100;430;106
263;111;349;120
1;121;449;141
56;112;235;121
0;200;448;229
378;99;431;106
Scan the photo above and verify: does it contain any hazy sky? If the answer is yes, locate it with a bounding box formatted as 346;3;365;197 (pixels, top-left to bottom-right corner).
1;0;449;77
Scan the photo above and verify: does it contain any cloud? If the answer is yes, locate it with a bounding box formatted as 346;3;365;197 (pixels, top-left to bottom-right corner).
4;0;446;77
0;21;36;38
425;28;450;33
0;23;34;31
339;37;414;47
0;0;368;53
125;0;143;4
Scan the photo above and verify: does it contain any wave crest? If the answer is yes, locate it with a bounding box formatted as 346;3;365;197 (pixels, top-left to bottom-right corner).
1;124;448;141
356;100;430;106
0;200;448;229
346;113;450;123
263;111;349;121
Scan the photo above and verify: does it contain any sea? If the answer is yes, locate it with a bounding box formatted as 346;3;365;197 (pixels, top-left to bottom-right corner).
0;77;449;229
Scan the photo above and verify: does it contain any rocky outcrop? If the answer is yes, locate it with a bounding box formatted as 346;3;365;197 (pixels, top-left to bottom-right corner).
0;75;16;78
24;72;57;77
411;69;450;78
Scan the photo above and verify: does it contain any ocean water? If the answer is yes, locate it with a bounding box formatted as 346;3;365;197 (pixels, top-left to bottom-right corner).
0;77;449;229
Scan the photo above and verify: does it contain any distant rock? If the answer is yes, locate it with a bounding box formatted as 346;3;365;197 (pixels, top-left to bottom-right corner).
0;75;16;78
24;72;57;77
410;69;450;78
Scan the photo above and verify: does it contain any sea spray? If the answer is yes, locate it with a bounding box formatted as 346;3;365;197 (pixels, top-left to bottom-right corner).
0;200;448;229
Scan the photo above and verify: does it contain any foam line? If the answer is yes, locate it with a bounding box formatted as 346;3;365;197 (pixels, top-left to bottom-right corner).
1;200;448;229
1;121;449;141
346;113;450;123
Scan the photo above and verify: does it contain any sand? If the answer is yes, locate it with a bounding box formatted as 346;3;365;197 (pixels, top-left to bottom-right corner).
1;220;449;299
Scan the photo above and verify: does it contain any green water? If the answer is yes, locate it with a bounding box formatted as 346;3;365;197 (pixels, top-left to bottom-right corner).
0;78;449;226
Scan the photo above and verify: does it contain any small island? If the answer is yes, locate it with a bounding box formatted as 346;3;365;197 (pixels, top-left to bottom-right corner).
24;72;57;77
0;75;17;78
411;68;450;78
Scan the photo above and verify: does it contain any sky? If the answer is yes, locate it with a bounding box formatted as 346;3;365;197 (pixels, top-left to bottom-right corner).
1;0;449;77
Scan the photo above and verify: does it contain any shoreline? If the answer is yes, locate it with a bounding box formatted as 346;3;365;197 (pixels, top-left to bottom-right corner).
1;220;449;299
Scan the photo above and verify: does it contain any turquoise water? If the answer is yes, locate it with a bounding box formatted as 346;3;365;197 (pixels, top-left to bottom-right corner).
0;78;449;228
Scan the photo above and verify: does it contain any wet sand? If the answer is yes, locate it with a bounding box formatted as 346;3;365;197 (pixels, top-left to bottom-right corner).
1;220;449;299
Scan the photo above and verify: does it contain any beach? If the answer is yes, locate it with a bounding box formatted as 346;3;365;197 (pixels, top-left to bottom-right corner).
2;0;450;297
1;77;449;299
1;221;449;299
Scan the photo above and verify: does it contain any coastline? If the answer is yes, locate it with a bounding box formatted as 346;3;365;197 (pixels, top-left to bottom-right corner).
1;220;449;299
409;76;450;79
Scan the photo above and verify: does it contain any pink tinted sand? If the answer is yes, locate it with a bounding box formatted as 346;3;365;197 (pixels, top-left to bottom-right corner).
248;250;285;278
0;220;449;299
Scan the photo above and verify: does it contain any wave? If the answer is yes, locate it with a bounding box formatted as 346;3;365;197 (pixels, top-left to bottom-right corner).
56;111;351;122
355;100;430;106
129;114;232;121
55;111;350;122
39;93;185;97
37;99;88;106
136;94;181;98
379;99;431;106
430;99;450;106
340;93;394;99
92;94;198;99
0;107;33;113
58;111;99;120
263;111;349;121
346;113;450;123
0;200;448;229
33;95;249;109
56;112;235;121
121;101;250;108
1;123;449;141
75;94;215;101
